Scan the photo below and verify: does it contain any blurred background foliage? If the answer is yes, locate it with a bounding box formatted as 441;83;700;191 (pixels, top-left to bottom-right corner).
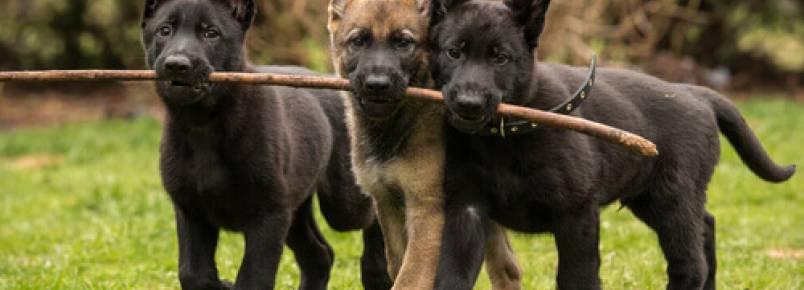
0;0;800;88
1;2;801;287
539;0;802;90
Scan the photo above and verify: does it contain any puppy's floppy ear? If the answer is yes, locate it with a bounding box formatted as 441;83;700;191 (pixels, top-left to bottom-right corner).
226;0;257;30
504;0;551;49
430;0;470;26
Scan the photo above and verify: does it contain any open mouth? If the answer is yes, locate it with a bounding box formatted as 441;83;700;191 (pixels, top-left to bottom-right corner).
169;81;211;92
360;95;402;107
170;80;192;87
448;112;490;134
358;97;403;119
455;113;485;122
158;80;212;106
364;99;393;105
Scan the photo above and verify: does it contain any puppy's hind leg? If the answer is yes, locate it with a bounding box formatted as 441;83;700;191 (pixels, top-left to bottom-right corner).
484;223;523;290
316;152;375;231
627;192;707;290
316;151;390;288
287;198;334;290
361;219;393;290
702;211;716;290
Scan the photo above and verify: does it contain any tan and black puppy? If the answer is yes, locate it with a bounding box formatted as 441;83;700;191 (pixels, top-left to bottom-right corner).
327;1;522;289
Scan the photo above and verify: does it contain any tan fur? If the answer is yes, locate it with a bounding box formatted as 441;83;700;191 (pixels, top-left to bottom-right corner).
384;104;446;289
341;92;446;289
484;223;524;290
329;0;429;77
372;189;408;278
328;1;522;289
340;92;412;279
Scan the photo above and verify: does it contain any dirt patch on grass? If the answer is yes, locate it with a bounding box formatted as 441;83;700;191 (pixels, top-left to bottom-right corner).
0;82;164;130
8;154;64;170
765;248;804;260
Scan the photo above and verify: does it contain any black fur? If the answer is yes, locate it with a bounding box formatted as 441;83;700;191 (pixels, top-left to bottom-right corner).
428;1;796;290
141;1;391;289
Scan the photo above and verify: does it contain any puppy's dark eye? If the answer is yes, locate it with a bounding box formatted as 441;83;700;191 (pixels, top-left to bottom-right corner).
493;53;510;66
446;47;462;60
203;29;220;39
350;35;368;49
394;38;415;51
158;26;172;37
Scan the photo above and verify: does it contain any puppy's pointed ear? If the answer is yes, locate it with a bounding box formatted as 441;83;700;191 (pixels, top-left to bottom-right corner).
142;0;165;28
415;0;430;14
504;0;551;49
227;0;257;31
328;0;349;33
430;0;470;27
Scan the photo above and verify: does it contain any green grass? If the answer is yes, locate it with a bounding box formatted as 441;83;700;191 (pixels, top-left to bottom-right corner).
0;99;801;289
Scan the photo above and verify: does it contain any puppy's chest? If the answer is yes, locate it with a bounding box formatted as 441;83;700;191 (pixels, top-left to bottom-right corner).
456;161;568;232
463;157;557;199
185;147;232;194
162;144;271;228
451;139;588;206
353;112;446;200
162;134;263;202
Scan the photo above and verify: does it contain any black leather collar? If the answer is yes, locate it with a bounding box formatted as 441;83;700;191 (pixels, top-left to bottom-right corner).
476;55;597;137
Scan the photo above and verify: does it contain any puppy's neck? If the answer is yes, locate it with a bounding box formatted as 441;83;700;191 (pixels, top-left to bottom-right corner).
519;61;574;111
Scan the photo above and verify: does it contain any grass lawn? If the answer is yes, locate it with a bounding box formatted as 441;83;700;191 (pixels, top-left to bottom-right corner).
0;99;801;289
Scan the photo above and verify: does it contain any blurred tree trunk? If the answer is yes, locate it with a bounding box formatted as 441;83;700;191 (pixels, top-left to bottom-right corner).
50;0;87;69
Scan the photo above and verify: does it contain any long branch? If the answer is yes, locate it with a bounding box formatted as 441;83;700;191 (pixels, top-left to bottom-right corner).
0;70;658;157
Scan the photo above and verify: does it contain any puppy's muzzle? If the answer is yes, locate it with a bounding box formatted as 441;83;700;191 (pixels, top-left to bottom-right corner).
353;71;407;119
364;74;393;95
452;92;489;120
445;89;498;133
156;54;212;105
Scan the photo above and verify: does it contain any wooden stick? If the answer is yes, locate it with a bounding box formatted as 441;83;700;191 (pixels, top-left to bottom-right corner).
0;70;658;157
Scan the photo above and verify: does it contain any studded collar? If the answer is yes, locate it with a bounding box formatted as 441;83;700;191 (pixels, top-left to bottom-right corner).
475;55;597;138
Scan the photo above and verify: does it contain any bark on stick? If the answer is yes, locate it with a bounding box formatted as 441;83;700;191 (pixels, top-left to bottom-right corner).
0;70;658;156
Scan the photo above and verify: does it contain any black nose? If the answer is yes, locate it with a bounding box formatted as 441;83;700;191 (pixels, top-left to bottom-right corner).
365;75;392;92
164;55;192;74
453;93;487;117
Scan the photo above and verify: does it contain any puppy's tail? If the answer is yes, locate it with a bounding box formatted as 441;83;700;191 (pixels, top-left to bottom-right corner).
699;87;795;183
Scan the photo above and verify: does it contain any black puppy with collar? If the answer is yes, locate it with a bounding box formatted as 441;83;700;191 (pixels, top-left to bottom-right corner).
141;0;390;289
428;0;795;289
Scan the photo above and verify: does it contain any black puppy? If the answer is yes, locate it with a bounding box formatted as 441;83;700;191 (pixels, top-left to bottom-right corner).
141;0;390;289
428;0;796;290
